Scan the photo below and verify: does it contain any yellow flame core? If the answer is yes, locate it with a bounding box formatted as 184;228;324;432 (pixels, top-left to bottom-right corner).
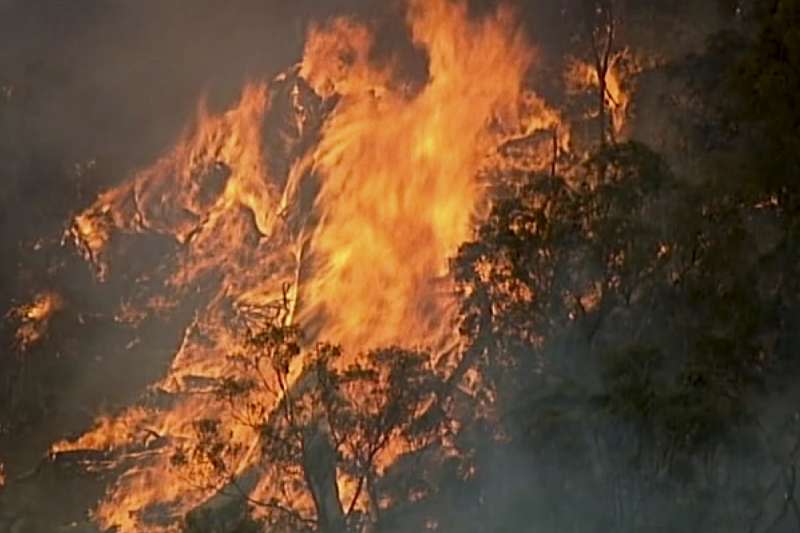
53;1;564;530
299;0;533;350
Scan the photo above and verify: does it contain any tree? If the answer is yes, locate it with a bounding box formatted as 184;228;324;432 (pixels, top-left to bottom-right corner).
733;0;800;182
453;134;800;531
586;0;618;145
171;320;445;533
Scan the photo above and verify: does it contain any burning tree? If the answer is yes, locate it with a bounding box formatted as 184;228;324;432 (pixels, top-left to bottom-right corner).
454;129;800;530
7;1;800;532
585;0;618;145
25;2;556;529
170;315;447;533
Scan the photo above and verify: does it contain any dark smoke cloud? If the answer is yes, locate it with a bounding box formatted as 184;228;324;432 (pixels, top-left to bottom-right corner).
1;1;303;174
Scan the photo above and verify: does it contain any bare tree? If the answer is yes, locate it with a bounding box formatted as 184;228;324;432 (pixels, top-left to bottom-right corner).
586;0;617;145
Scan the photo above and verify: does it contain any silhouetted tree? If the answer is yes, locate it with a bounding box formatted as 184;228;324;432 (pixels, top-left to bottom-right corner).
172;320;445;533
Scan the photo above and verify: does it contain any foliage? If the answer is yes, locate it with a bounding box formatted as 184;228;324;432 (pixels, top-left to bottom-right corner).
171;322;446;532
452;119;799;530
5;3;800;533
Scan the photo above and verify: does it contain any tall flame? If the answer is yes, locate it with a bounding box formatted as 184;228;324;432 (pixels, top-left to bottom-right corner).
298;0;534;350
51;1;563;530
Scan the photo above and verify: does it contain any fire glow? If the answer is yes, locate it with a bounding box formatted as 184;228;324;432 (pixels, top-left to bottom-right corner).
50;1;568;530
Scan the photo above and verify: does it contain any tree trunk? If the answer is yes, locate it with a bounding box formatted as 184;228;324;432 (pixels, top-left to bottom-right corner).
598;79;607;146
303;417;346;533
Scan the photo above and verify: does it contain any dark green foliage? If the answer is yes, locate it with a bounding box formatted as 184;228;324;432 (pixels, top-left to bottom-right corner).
452;107;800;530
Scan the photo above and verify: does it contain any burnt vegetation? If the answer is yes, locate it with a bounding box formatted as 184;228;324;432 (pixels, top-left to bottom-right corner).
1;0;800;532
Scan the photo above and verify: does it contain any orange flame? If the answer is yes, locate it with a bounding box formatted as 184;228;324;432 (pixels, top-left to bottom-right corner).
297;0;535;350
564;48;639;139
8;291;63;352
53;1;566;530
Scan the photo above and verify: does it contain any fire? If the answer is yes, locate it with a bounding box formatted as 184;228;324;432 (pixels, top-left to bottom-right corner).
297;0;535;350
8;291;63;352
51;407;153;454
565;48;639;139
57;76;298;533
51;1;565;530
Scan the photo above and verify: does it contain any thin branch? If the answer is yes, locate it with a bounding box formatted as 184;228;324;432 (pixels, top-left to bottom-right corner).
226;473;318;528
345;473;367;518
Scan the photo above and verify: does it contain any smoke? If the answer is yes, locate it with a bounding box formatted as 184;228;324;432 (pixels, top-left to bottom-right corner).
0;1;743;531
0;1;345;516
